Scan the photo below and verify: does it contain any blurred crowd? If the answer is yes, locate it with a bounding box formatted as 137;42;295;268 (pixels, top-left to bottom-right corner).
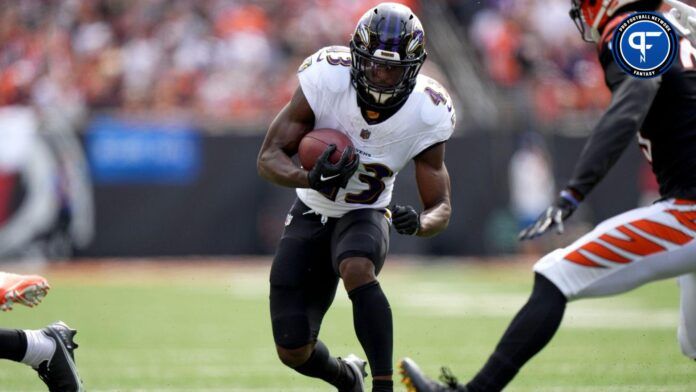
3;0;676;132
0;0;417;131
448;0;613;127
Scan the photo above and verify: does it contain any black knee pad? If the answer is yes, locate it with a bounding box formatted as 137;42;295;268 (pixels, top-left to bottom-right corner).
331;208;390;275
271;311;313;350
270;282;315;349
269;213;340;350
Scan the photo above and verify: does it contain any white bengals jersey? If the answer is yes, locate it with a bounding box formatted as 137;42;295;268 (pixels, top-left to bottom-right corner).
295;46;455;218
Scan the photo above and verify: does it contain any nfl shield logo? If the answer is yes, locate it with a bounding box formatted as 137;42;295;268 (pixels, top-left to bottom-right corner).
360;129;371;140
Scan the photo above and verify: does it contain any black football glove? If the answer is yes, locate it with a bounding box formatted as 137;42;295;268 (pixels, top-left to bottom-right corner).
390;204;420;236
518;189;581;241
307;144;359;191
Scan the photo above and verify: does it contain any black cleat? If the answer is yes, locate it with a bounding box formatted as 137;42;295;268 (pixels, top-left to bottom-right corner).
341;354;368;392
399;357;467;392
35;321;85;392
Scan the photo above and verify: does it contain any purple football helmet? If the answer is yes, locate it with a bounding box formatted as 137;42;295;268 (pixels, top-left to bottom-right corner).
350;3;427;110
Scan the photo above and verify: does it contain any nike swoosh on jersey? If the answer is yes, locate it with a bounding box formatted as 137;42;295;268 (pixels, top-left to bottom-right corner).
320;173;340;181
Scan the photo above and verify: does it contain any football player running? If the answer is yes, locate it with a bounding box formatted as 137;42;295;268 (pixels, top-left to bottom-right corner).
257;3;455;391
0;272;84;391
400;0;696;391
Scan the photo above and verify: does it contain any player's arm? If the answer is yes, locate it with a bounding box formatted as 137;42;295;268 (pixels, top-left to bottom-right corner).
257;86;314;188
566;63;661;198
520;63;662;240
391;142;452;237
414;142;451;237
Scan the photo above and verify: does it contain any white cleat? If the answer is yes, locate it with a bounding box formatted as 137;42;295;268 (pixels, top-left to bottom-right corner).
342;353;368;392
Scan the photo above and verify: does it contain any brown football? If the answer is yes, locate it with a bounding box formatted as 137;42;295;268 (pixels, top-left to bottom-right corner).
298;128;355;170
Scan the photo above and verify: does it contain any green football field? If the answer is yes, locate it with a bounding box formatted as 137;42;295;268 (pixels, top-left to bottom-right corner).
1;258;694;391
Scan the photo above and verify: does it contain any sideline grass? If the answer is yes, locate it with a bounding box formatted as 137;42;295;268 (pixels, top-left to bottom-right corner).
0;259;693;391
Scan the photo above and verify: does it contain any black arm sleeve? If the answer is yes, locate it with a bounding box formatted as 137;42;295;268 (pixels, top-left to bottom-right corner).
566;62;661;197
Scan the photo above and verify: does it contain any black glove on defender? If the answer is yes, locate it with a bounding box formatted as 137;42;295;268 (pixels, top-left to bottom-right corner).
518;189;581;240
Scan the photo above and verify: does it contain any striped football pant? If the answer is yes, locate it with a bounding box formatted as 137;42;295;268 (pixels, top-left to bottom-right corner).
534;198;696;359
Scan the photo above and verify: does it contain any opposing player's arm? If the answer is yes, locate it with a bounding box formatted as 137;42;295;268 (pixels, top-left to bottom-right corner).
413;142;451;237
257;86;315;188
566;62;662;198
520;53;664;240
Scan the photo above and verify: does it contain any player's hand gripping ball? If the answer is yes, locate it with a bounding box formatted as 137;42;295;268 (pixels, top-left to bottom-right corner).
302;129;359;191
299;128;355;170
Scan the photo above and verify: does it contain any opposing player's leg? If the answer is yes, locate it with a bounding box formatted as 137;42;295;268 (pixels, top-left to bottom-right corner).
466;199;696;391
0;272;50;311
270;200;361;390
455;273;566;392
399;273;565;392
333;208;393;392
0;321;84;392
678;272;696;360
401;199;696;391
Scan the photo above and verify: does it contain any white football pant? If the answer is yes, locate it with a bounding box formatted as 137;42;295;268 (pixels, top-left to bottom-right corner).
533;198;696;360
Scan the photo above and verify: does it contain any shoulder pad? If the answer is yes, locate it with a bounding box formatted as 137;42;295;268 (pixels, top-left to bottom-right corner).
416;75;456;128
298;46;352;94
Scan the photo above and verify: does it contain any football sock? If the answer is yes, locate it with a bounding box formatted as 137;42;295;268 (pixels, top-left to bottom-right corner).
294;340;355;389
372;379;394;392
466;273;566;392
348;281;393;377
0;328;27;362
21;329;56;368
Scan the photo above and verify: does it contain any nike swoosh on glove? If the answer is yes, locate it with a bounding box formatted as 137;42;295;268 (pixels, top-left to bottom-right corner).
307;144;360;194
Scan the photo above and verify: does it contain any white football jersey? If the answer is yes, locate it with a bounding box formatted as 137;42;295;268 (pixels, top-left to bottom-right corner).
296;46;456;218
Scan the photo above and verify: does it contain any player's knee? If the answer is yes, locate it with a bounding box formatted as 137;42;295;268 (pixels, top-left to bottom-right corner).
271;313;312;351
529;273;567;310
339;257;376;291
276;343;314;368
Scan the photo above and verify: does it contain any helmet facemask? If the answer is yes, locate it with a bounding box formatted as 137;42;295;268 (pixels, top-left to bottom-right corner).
570;0;593;42
350;42;424;109
569;0;607;42
569;0;648;43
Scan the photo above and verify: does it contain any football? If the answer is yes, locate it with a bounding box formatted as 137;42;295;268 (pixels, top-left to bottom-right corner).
298;128;355;170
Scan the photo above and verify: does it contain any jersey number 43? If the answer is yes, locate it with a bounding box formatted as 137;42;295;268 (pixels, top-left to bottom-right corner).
321;163;394;204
